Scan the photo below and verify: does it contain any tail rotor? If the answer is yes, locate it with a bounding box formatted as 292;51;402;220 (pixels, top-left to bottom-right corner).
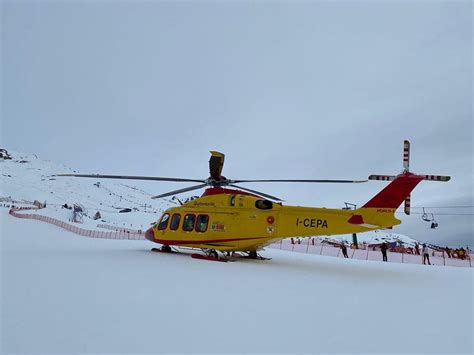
368;140;450;215
404;194;411;215
403;140;410;171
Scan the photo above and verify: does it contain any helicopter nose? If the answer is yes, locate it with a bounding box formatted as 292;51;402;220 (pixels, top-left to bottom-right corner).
145;227;155;242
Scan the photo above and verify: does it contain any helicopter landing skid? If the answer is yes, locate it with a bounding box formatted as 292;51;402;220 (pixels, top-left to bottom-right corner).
151;247;227;262
191;253;228;262
151;247;270;262
151;247;178;254
229;253;272;261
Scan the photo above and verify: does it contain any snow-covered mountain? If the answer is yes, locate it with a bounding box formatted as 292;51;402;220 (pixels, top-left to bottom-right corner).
1;147;421;245
0;148;174;231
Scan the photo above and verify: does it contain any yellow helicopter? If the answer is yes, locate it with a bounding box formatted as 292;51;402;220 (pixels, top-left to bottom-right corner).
59;141;449;261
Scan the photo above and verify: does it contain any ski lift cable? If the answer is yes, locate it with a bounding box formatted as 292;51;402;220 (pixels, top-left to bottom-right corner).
409;205;474;209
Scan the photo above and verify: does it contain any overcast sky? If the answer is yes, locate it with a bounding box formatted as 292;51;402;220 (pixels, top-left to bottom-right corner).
2;0;472;247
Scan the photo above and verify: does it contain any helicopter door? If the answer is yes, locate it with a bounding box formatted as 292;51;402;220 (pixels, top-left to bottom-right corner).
195;215;209;232
183;214;196;232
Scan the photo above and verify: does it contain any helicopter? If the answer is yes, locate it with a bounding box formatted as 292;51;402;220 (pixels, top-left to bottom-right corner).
59;141;450;261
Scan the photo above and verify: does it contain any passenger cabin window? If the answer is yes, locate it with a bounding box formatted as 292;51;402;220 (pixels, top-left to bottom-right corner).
255;200;273;210
158;213;170;230
195;215;209;233
229;195;235;207
183;214;196;231
170;213;181;230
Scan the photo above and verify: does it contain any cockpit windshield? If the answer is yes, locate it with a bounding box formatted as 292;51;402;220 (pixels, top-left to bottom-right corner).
158;213;170;230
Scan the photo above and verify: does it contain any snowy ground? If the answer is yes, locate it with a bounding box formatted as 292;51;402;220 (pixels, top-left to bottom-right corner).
1;210;472;354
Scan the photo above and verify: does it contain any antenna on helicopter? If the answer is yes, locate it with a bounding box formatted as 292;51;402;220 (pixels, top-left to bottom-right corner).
342;202;357;210
171;196;183;206
368;140;450;215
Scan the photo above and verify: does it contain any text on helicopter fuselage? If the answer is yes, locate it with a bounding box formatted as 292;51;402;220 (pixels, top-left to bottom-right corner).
296;218;328;228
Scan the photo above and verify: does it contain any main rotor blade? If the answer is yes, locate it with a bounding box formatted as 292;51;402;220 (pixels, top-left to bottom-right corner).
209;151;225;180
229;184;283;201
151;183;209;199
231;179;367;184
57;174;205;183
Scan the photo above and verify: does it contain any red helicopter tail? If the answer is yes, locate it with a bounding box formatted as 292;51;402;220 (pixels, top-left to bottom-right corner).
364;140;450;214
362;172;424;210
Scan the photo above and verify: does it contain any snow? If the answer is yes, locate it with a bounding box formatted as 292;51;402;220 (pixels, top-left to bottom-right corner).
1;210;472;353
2;149;473;353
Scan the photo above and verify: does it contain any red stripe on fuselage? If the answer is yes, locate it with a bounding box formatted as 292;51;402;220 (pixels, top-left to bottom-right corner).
151;236;269;245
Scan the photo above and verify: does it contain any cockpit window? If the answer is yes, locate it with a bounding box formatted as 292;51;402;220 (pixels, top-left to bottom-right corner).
158;213;170;230
195;215;209;232
229;195;235;207
183;214;196;231
255;200;273;210
170;213;181;230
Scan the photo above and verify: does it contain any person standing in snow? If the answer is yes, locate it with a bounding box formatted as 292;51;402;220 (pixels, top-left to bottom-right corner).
340;242;349;258
414;242;420;255
380;242;388;261
422;243;431;265
380;242;388;262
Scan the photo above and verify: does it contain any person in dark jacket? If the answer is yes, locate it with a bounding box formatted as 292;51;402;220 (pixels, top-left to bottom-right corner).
381;242;388;262
414;242;420;255
341;242;349;258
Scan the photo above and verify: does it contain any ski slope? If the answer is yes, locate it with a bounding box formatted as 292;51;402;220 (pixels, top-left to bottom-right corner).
0;150;174;230
1;210;472;354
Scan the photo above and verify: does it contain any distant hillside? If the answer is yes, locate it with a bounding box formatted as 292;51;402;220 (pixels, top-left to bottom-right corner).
0;148;174;230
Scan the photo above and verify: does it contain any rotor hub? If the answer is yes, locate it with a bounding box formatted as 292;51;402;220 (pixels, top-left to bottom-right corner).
206;176;230;187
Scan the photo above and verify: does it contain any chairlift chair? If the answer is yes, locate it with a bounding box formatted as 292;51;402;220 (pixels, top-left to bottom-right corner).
430;214;438;229
422;208;431;222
